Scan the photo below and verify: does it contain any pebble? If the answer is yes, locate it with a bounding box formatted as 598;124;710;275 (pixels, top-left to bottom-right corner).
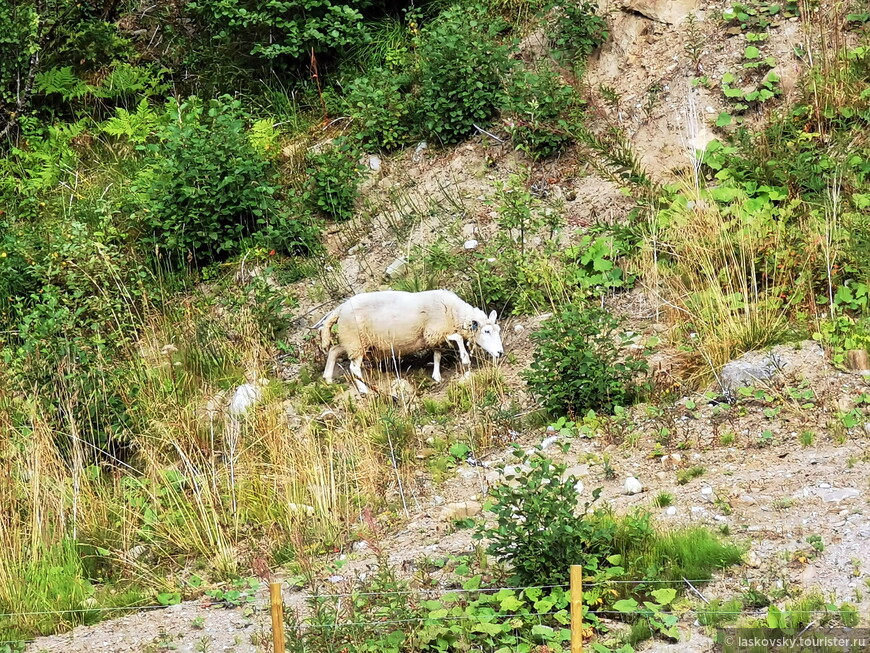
463;239;479;250
440;501;482;521
819;488;860;503
666;506;677;516
624;477;643;495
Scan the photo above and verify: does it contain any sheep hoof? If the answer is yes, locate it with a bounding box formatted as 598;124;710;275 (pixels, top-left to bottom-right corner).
432;374;442;383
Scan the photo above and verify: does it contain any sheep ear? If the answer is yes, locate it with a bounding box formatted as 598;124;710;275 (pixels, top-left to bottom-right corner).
488;310;497;322
471;320;479;332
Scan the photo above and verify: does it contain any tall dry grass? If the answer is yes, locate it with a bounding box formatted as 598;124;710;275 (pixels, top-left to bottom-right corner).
638;185;830;383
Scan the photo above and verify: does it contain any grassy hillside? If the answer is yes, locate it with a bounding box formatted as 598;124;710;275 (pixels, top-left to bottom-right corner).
2;0;870;649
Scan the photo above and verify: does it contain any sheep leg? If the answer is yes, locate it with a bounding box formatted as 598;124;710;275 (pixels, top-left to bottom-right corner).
432;350;442;383
446;333;471;366
323;345;346;384
348;357;370;395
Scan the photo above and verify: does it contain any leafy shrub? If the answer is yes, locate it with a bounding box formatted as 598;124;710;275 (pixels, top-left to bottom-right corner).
551;1;609;64
417;6;514;144
305;136;363;221
476;450;614;586
346;68;418;150
141;96;316;266
187;0;371;61
524;305;648;415
504;66;579;159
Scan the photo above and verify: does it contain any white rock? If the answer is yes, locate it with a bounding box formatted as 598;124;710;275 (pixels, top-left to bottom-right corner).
540;435;560;450
228;383;263;417
463;239;479;250
441;501;482;521
385;257;408;279
412;141;428;162
624;477;643;495
368;155;381;171
666;506;677;516
513;324;524;334
574;480;585;495
819;488;860;503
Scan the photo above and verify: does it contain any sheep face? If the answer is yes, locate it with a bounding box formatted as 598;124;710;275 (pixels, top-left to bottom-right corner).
472;310;504;359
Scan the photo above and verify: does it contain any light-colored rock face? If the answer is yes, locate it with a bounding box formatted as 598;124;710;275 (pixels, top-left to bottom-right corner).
625;0;698;24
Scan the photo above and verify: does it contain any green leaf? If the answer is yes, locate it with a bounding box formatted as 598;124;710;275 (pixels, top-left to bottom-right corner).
614;598;639;613
745;45;761;58
651;588;677;605
462;574;482;590
716;112;732;127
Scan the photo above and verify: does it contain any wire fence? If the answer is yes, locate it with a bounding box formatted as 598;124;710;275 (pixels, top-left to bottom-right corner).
1;573;861;650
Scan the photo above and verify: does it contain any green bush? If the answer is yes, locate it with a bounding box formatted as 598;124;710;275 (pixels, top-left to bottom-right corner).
304;136;363;221
417;6;514;144
523;305;648;415
551;1;609;64
187;0;374;62
476;450;615;586
504;66;579;159
346;68;418;150
141;96;316;266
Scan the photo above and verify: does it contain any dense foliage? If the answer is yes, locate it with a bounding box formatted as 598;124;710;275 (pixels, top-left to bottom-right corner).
140;96;318;265
524;305;649;415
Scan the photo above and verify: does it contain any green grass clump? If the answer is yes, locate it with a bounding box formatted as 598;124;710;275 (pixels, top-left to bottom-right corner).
676;466;706;485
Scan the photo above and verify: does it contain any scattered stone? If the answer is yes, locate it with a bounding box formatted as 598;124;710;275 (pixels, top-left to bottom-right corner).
368;155;381;171
836;394;856;413
845;349;870;372
737;494;757;505
412;141;428;162
564;464;590;478
574;480;585;495
318;408;337;422
745;551;762;568
665;506;677;516
624;477;643;495
348;243;362;255
126;545;147;561
626;0;698;24
353;541;369;553
441;501;482;522
818;488;860;503
540;435;560;450
228;382;264;418
513;323;524;334
462;223;477;238
385;258;408;279
718;360;775;395
464;239;479;250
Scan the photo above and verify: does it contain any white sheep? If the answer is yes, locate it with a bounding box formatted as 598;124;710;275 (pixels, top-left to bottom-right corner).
313;289;504;395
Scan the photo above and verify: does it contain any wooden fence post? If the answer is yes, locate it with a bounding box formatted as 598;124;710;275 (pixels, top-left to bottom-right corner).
570;565;584;653
270;581;286;653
